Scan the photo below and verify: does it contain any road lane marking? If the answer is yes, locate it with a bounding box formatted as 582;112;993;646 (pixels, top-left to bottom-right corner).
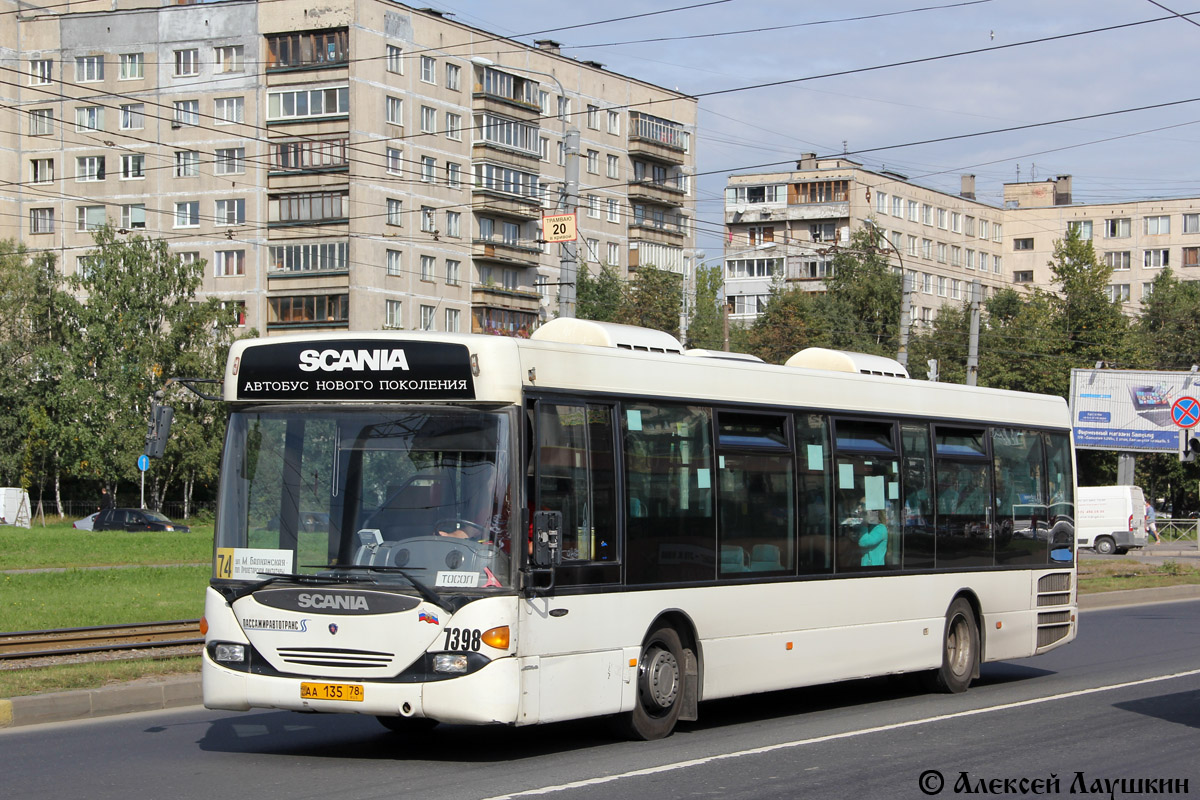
480;667;1200;800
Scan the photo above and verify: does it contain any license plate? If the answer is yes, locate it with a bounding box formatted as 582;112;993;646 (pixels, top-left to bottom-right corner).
300;682;364;702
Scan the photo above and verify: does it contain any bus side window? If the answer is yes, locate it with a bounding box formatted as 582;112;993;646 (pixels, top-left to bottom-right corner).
795;413;833;574
900;423;935;570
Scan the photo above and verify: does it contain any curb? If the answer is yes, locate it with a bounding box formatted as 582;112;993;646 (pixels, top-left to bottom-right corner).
0;674;201;729
3;585;1200;730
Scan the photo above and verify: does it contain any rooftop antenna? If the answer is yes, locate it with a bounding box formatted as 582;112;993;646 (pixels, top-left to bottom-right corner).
842;140;848;154
1016;163;1021;182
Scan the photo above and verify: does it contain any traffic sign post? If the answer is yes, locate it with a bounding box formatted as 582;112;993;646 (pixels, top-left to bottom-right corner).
542;211;578;244
137;454;149;509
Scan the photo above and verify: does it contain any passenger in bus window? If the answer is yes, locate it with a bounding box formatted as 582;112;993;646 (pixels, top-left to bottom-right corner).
858;509;889;566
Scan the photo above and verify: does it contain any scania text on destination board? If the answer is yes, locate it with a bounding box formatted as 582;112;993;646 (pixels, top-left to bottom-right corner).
235;339;475;401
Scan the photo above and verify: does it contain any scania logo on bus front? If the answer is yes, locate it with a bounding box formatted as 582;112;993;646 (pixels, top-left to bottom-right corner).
298;348;411;373
296;592;370;610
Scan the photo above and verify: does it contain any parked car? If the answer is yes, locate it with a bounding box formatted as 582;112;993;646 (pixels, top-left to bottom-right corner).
92;507;191;532
73;512;99;531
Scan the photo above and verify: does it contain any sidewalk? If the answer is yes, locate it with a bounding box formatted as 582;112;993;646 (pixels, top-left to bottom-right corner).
4;583;1199;730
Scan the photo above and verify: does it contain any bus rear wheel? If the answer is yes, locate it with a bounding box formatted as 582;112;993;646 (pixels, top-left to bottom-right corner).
617;626;688;740
924;598;978;694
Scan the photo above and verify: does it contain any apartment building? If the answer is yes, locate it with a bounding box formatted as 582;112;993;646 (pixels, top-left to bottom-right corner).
723;158;1200;327
2;0;697;335
723;155;1007;327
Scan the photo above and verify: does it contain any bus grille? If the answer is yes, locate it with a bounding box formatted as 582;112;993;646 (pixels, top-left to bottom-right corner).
1036;610;1072;648
274;646;395;670
1036;572;1072;606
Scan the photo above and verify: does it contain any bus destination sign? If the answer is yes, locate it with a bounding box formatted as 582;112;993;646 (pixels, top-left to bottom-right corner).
235;339;476;401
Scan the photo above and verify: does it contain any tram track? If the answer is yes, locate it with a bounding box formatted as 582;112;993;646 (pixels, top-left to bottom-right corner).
0;620;204;663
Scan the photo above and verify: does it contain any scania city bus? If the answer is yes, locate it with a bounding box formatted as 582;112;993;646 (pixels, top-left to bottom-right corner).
201;318;1076;739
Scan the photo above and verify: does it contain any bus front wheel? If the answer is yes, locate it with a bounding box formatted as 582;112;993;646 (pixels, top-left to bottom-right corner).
618;626;688;740
924;598;978;694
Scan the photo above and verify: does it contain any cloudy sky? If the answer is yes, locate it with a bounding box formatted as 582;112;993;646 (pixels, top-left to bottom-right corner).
436;0;1200;252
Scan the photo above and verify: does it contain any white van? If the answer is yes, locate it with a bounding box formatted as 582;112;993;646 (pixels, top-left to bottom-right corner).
1076;485;1147;555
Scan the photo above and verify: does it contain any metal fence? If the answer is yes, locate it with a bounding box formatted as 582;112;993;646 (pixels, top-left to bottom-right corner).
28;499;215;521
1155;517;1199;546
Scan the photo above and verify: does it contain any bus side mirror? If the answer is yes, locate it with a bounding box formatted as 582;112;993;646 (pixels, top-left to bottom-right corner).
145;401;174;459
532;510;562;567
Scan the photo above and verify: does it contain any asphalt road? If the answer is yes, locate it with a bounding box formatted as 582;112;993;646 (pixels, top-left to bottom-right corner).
3;600;1198;800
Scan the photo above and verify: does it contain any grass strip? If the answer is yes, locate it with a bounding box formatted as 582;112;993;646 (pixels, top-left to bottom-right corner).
0;657;199;699
1077;558;1200;593
0;522;212;571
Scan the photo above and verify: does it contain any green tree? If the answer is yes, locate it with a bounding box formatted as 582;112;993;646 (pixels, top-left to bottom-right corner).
575;262;624;322
615;265;682;338
1133;267;1200;369
684;264;724;350
743;285;829;364
823;228;902;355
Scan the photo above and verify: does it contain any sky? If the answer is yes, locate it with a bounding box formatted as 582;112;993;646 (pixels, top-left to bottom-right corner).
433;0;1200;253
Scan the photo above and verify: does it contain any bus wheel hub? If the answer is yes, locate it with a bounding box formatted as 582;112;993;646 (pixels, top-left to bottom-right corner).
642;649;679;709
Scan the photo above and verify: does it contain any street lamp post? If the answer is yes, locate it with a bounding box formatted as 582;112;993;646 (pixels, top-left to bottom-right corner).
471;57;579;319
864;220;912;367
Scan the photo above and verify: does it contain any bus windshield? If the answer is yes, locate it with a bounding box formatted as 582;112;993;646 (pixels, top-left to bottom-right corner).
214;406;515;591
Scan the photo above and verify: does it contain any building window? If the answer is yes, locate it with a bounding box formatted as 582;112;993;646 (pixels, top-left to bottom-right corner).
951;212;961;233
385;198;403;227
1145;215;1171;235
221;301;247;327
175;150;200;177
1013;270;1033;283
386;96;403;125
215;45;244;73
267;86;350;121
446;162;462;188
215;147;245;175
421;206;436;233
922;239;933;260
1105;218;1131;238
446;62;461;91
386;250;403;276
421;105;436;133
268;241;348;273
174;201;200;228
267;294;349;326
385;299;403;329
119;104;144;130
29;59;52;85
215;97;244;124
979;220;989;239
587;195;600;218
420;56;436;84
937;208;947;229
936;243;947;263
937;276;947;296
215;250;246;277
607;198;620;223
75;55;103;82
216;198;246;226
586;149;599;174
586;104;599;129
1105;251;1131;270
386;45;403;74
922;204;933;225
1107;284;1131;302
951;279;961;300
30;109;54;136
1067;220;1093;239
174;100;199;126
907;200;919;222
475;112;540;154
607;242;620;266
539;137;549;162
446;259;461;286
119;53;143;80
1144;249;1169;268
993;255;1002;274
30;208;54;234
75;156;105;182
726;258;777;278
446;112;462;140
1013;238;1034;251
75;106;103;132
420;304;436;330
606;154;620;180
950;246;962;267
446;211;461;238
421;156;436;182
964;216;976;237
77;205;106;231
474;163;540;199
120;154;144;180
965;249;975;270
1183;247;1199;268
907;235;918;258
30;159;54;184
607;110;620;135
266;29;349;69
420;255;435;282
270;191;347;224
445;308;460;333
270;138;348;171
387;147;403;175
174;49;199;77
557;95;570;122
922;273;933;294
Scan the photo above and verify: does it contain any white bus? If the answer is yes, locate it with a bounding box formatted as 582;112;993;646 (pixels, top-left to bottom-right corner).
201;319;1077;740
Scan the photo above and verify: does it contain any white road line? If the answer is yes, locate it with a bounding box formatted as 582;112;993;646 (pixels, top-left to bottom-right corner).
480;668;1200;800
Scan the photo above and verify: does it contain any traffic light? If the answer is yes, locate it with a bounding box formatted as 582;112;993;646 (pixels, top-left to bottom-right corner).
1180;431;1200;463
144;400;174;459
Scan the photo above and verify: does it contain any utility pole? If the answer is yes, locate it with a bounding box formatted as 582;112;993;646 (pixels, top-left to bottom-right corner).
559;129;580;319
966;278;981;386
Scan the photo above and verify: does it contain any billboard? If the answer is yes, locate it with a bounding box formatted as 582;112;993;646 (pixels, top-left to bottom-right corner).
1069;368;1200;452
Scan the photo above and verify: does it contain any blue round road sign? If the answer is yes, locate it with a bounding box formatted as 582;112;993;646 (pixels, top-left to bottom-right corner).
137;454;150;472
1171;396;1200;428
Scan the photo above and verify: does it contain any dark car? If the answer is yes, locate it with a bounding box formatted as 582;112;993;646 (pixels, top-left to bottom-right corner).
93;507;191;532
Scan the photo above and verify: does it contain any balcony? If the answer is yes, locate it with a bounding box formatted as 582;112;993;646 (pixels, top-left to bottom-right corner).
627;178;686;206
472;188;544;220
629;111;689;165
472;237;543;267
473;68;542;119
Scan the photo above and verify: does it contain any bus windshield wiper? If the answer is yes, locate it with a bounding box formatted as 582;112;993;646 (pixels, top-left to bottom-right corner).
229;571;376;601
318;564;450;611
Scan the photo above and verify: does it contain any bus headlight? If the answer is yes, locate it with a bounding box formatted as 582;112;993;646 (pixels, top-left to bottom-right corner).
214;643;246;663
433;654;470;674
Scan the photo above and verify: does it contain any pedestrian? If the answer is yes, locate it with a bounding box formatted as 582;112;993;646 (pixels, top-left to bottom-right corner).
1145;500;1161;544
99;487;114;512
